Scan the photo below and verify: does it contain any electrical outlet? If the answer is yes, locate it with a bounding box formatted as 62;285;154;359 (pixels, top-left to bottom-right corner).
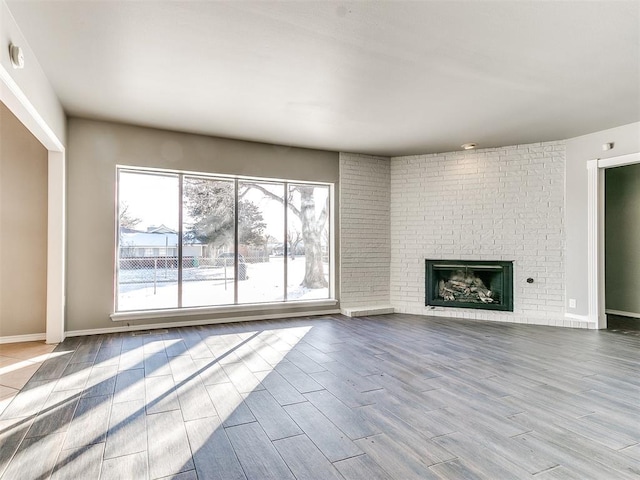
569;299;576;309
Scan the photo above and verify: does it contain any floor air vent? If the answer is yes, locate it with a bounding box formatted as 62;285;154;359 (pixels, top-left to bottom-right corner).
131;329;169;336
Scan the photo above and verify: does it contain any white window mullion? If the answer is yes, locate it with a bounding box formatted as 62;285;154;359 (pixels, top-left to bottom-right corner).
178;173;184;308
284;182;289;302
234;178;239;305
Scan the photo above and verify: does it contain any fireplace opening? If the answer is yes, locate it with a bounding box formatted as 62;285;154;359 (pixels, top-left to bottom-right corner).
425;260;513;311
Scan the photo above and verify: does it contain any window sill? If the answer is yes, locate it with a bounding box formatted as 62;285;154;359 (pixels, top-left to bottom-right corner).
110;299;339;322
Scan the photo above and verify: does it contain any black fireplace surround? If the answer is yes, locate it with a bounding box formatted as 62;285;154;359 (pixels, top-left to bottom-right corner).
425;260;514;311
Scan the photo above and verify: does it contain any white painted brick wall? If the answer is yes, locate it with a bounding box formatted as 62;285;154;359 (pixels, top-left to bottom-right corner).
389;141;580;327
339;153;391;308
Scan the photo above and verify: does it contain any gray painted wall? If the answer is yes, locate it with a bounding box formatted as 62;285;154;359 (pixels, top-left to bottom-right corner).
0;102;48;336
605;163;640;315
565;122;640;317
66;117;339;332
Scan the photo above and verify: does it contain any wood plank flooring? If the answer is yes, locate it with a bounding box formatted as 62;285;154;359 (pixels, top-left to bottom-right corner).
1;313;639;479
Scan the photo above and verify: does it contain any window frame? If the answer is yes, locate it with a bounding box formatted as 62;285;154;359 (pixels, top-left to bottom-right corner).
115;166;335;315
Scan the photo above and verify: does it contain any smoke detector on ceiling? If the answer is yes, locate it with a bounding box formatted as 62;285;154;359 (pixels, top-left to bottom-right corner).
461;143;477;150
9;44;24;69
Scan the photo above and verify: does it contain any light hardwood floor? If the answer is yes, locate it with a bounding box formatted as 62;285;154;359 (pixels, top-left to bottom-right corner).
0;313;638;479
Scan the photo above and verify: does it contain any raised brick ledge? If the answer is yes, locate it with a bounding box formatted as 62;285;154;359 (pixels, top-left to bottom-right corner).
341;306;395;317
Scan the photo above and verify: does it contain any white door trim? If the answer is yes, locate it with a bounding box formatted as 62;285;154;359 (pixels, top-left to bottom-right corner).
587;152;640;329
0;65;66;344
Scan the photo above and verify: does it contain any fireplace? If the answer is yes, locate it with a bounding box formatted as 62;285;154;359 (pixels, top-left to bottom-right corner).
425;260;513;311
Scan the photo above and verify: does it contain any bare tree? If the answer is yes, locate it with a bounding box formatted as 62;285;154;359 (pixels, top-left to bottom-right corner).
243;184;328;289
287;228;303;259
119;202;141;230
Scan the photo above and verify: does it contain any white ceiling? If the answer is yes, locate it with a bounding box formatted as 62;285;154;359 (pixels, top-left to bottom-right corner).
6;1;640;156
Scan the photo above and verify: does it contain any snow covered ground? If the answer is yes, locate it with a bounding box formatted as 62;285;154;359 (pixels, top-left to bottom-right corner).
117;256;329;311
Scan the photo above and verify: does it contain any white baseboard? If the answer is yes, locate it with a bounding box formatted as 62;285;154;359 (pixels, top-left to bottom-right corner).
393;305;593;329
341;306;394;317
564;313;590;322
0;333;46;344
66;309;341;337
605;309;640;320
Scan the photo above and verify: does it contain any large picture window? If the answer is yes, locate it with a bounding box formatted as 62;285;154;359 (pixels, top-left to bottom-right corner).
116;168;332;312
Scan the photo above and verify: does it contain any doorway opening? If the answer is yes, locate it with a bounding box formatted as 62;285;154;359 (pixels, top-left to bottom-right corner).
587;152;640;329
604;163;640;332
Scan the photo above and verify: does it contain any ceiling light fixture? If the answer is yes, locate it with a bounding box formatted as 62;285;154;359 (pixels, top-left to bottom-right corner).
461;143;476;150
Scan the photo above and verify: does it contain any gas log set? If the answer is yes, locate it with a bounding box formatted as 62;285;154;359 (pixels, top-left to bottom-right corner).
438;270;496;304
